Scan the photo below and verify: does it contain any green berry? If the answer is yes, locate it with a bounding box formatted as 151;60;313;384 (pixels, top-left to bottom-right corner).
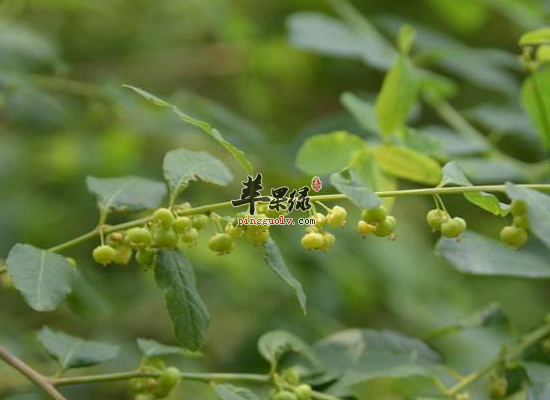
153;208;174;227
136;248;157;266
153;229;178;248
127;227;153;246
320;232;336;252
537;44;550;63
489;377;507;399
113;246;132;265
192;214;209;230
92;245;116;266
248;228;270;245
513;215;530;230
282;368;300;385
455;217;467;233
362;205;387;224
357;220;375;235
295;384;312;400
154;367;181;398
326;206;347;228
172;217;192;233
304;226;318;234
374;215;397;237
226;225;245;239
301;232;325;250
106;232;125;246
426;209;449;232
500;225;528;248
208;233;234;253
180;228;199;244
441;218;464;238
314;213;326;228
273;390;298;400
510;200;526;217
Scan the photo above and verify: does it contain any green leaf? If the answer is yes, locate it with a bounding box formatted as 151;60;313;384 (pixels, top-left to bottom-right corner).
372;145;441;185
519;28;550;46
6;244;75;312
521;66;550;149
137;338;200;358
296;131;365;176
123;85;253;174
440;162;508;216
375;55;418;137
330;169;382;209
397;25;415;54
163;148;233;199
37;326;119;370
262;238;307;314
340;92;379;134
456;158;530;183
522;362;550;400
86;175;167;214
437;230;550;278
506;183;550;250
213;384;261;400
258;330;318;372
155;249;210;351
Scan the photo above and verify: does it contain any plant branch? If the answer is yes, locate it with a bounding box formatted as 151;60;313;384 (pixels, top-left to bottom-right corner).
0;345;68;400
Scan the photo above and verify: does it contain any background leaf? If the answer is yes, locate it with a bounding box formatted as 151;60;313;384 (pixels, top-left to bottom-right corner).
258;330;318;371
521;66;550;149
213;384;261;400
522;362;550;400
155;249;210;351
6;244;75;312
136;338;200;358
37;326;119;370
340;92;379;134
86;176;167;214
373;145;441;185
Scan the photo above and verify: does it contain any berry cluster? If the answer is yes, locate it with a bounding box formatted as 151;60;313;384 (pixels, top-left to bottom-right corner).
271;369;312;400
300;206;346;251
500;200;530;249
358;205;397;238
426;209;467;238
129;362;181;400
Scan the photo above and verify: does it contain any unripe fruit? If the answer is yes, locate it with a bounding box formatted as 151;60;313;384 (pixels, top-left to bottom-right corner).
172;217;192;233
127;227;152;246
441;218;464;238
537;44;550;63
455;217;467;233
282;368;300;385
513;215;530;230
92;245;116;266
374;215;397;237
489;377;507;399
248;228;270;245
192;214;209;230
273;390;298;400
314;213;326;228
153;208;174;227
500;225;528;248
327;206;347;228
362;205;387;224
320;232;336;252
295;384;312;400
510;200;526;217
180;228;199;244
426;209;449;232
107;232;125;246
153;229;178;248
357;220;375;235
304;226;318;234
226;225;245;239
208;233;234;253
301;232;325;250
154;367;181;398
113;247;132;265
136;248;157;266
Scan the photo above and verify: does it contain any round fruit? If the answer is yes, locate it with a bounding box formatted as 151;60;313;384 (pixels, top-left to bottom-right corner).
374;216;397;237
226;225;245;239
136;248;157;266
537;44;550;63
320;232;336;252
92;245;116;265
192;214;209;230
127;227;152;246
357;220;375;235
153;229;178;248
426;209;449;232
153;208;174;227
248;228;270;245
295;384;312;400
208;233;234;253
282;367;300;385
455;217;467;233
513;215;530;230
113;247;132;265
510;200;526;217
314;213;326;228
489;377;507;399
154;367;181;398
172;217;192;233
441;218;463;238
301;232;325;250
273;390;298;400
362;205;387;224
500;225;528;248
180;228;199;244
327;206;347;228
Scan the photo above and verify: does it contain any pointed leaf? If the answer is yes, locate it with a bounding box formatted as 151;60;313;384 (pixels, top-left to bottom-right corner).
213;384;261;400
155;249;210;351
340;92;378;134
37;326;119;369
6;244;75;312
330;169;381;209
373;145;441;185
137;338;200;358
519;28;550;46
86;176;166;214
522;362;550;400
124;85;253;174
163;148;233;198
258;330;318;371
262;238;306;314
437;230;550;278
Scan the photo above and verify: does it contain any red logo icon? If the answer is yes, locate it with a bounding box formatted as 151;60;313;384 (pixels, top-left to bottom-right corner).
311;176;322;192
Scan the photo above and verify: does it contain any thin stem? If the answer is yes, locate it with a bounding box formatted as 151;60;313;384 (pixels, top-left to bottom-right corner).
51;370;270;387
0;345;68;400
44;184;550;254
